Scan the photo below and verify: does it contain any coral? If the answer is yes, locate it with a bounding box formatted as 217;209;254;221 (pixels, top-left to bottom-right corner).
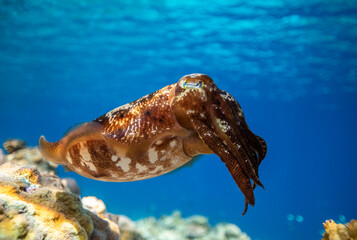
0;162;93;240
0;149;5;165
184;215;210;238
135;211;251;240
117;214;139;240
347;220;357;239
322;219;357;240
3;139;26;154
212;223;248;240
4;146;57;175
86;211;120;240
0;161;123;240
81;196;121;240
62;177;81;195
82;196;107;215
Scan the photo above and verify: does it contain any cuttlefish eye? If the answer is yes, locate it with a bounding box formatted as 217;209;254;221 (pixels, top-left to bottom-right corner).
178;74;216;92
182;80;203;89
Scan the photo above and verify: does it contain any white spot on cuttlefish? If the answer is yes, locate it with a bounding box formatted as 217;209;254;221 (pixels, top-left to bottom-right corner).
136;163;148;173
155;140;163;145
152;165;164;173
189;73;204;78
169;140;177;148
148;148;158;163
79;142;92;162
216;119;231;133
78;142;97;172
116;157;131;172
187;110;195;114
111;155;119;162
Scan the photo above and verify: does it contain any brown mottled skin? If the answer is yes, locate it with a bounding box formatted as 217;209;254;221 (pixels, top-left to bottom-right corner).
39;74;267;214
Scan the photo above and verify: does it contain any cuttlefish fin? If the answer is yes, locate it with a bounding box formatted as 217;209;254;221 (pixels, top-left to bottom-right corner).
39;136;63;164
39;121;105;164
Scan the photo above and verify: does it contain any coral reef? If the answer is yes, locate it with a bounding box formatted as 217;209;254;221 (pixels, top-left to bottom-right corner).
81;196;121;240
62;177;81;195
4;144;57;175
3;139;26;154
322;219;357;240
0;162;93;239
82;196;107;215
0;139;251;240
117;214;138;240
0;149;5;165
136;211;251;240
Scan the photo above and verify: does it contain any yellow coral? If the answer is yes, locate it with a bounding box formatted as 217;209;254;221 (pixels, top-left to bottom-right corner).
322;219;357;240
0;163;94;240
14;167;40;185
0;184;92;240
347;220;357;239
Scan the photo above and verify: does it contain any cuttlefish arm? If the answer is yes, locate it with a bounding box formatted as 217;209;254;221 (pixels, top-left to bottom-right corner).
171;74;266;214
220;90;267;167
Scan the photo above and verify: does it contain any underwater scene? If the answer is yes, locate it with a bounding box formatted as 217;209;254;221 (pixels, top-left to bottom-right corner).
0;0;357;239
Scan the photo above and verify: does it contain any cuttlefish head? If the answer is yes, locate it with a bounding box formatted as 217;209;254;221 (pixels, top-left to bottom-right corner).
171;73;267;215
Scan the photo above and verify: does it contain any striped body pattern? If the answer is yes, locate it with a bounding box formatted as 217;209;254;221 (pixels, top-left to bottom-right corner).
39;74;267;214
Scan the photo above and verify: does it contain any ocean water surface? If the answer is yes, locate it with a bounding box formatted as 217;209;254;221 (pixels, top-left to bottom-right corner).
0;0;357;239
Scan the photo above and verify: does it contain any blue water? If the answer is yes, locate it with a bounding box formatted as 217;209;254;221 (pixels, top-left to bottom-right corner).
1;0;357;239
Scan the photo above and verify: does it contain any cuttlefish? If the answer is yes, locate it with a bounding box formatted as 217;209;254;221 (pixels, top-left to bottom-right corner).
39;74;267;214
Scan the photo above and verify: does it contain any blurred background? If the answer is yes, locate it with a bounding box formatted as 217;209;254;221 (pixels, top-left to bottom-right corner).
0;0;356;239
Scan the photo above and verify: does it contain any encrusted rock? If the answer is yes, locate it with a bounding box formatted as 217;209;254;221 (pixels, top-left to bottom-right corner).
3;139;26;153
135;211;251;240
0;143;123;240
184;215;210;238
81;196;122;240
87;211;120;240
322;219;357;240
82;196;107;215
117;214;140;240
347;220;357;238
4;146;57;175
0;162;93;239
212;223;249;240
159;211;186;230
62;177;81;195
0;149;5;165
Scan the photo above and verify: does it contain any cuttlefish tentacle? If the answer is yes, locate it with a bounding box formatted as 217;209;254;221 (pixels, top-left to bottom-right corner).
209;100;263;189
169;74;265;213
39;73;267;215
220;90;267;166
216;91;266;188
190;119;255;207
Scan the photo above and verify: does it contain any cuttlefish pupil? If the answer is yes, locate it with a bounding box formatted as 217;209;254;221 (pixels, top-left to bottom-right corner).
39;73;267;215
